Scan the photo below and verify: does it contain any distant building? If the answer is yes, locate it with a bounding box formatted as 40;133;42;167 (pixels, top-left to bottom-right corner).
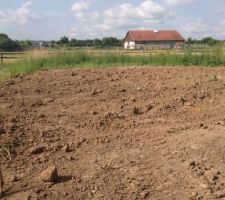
124;30;185;50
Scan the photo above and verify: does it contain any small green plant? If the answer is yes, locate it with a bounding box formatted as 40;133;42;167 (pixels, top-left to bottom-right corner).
0;148;11;160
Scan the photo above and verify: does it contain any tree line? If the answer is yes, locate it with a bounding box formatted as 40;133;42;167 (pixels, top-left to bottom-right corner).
42;36;123;48
0;33;224;52
186;37;224;46
0;34;123;51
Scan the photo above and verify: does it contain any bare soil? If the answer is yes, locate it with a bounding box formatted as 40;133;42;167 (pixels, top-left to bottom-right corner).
1;67;225;200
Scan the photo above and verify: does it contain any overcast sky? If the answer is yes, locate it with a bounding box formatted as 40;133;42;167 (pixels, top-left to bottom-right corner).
0;0;225;40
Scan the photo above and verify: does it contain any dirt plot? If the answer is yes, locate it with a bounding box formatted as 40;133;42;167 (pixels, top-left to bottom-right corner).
1;67;225;200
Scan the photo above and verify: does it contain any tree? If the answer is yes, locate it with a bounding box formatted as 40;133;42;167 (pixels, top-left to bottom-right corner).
0;33;21;51
93;39;102;47
186;38;194;44
201;37;218;46
49;40;56;48
16;40;32;49
59;36;69;45
102;37;122;47
69;39;77;47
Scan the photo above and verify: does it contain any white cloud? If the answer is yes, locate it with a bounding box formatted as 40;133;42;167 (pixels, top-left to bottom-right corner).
71;1;89;12
68;27;78;38
101;0;172;31
71;1;99;20
217;8;225;14
0;1;40;26
182;19;209;34
181;18;225;39
213;20;225;37
105;1;167;20
222;20;225;26
165;0;197;6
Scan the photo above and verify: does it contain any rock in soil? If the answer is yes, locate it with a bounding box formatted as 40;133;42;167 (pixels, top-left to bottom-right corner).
29;146;45;155
10;175;20;182
62;145;70;153
39;166;58;183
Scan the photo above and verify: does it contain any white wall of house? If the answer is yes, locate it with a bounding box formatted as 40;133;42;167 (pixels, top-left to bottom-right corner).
124;41;135;50
124;41;184;50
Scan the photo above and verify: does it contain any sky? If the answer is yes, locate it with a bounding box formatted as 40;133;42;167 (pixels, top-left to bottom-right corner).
0;0;225;40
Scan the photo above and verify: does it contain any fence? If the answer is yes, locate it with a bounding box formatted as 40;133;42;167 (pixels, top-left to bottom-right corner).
0;52;26;62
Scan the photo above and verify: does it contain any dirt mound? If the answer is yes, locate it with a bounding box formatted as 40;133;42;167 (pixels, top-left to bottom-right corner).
1;67;225;199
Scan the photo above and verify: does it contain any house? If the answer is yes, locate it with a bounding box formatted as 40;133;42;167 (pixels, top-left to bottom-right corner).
124;30;185;50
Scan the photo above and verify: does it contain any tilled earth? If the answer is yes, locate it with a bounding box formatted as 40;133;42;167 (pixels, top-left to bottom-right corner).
1;67;225;200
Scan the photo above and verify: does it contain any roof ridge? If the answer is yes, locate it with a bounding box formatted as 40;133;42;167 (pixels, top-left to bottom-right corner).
129;30;179;32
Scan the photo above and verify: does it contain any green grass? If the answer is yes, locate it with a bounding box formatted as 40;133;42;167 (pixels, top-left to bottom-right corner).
0;47;225;78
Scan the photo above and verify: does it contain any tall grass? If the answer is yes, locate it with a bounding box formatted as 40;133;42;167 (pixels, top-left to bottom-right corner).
0;46;224;77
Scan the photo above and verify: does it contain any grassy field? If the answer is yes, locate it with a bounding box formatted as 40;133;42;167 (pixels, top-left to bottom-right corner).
0;46;225;80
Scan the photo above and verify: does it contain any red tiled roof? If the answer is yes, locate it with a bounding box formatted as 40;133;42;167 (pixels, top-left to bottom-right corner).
126;30;185;42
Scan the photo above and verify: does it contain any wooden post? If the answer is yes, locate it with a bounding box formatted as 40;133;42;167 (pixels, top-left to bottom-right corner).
0;53;3;62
